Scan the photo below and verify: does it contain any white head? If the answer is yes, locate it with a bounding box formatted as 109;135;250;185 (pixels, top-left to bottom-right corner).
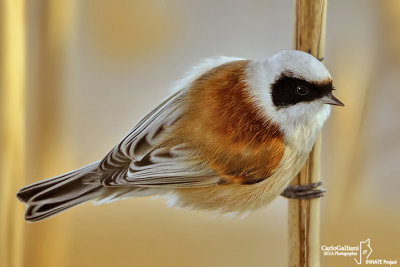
246;50;344;150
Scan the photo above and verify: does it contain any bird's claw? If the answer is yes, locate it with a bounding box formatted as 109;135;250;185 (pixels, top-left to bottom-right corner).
281;181;326;199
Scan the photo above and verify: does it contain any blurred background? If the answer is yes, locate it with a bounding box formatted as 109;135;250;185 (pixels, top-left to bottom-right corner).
1;0;399;266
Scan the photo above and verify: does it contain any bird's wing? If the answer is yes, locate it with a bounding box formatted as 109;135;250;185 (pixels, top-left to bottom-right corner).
98;89;221;188
101;144;221;188
99;89;184;170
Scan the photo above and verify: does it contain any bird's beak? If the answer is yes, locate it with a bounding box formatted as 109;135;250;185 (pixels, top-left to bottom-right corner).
321;93;345;107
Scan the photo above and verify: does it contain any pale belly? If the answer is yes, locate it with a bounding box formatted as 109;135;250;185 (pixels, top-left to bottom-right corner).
172;147;309;213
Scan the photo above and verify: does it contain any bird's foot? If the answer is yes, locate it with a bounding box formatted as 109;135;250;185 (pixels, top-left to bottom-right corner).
281;181;326;199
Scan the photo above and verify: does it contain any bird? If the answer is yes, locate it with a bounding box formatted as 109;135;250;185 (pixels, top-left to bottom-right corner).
17;50;344;222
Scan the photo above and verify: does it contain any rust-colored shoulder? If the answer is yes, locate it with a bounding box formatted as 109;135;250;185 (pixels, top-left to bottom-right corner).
168;60;285;184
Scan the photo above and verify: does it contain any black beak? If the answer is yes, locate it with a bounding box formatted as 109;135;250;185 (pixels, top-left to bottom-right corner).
321;93;345;107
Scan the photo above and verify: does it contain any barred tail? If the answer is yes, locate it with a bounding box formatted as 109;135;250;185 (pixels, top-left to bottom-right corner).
17;162;103;222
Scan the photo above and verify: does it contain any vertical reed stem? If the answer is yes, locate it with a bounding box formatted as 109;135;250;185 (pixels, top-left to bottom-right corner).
289;1;327;266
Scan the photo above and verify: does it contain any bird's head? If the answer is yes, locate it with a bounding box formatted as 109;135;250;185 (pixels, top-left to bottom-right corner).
247;50;344;138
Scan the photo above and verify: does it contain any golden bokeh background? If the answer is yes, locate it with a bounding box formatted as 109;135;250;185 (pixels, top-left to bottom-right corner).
1;0;400;266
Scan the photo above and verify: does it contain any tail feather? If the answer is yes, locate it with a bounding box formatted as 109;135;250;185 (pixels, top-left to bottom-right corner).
17;161;103;222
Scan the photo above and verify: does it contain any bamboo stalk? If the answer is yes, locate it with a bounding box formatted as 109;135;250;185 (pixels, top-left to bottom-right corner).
288;0;327;266
0;1;26;267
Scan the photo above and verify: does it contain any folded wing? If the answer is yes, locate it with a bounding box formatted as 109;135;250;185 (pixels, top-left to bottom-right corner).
98;89;221;188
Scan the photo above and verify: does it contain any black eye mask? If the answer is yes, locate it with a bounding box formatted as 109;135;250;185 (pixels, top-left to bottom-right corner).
271;74;333;108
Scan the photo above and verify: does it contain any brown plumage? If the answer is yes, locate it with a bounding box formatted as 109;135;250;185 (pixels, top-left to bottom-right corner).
161;60;286;212
166;60;284;184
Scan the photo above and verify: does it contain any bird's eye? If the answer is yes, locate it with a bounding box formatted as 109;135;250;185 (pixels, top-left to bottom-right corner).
296;85;309;96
